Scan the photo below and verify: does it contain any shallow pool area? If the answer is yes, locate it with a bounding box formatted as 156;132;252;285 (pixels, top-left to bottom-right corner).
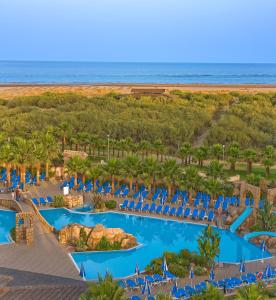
0;209;16;244
40;208;272;280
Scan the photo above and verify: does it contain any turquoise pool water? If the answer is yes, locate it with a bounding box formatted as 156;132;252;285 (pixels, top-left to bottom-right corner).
0;209;16;244
40;208;271;280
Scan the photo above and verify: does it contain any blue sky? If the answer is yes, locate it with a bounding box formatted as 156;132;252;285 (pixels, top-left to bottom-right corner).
0;0;276;63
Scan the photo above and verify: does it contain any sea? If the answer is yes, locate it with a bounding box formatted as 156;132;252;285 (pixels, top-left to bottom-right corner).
0;61;276;84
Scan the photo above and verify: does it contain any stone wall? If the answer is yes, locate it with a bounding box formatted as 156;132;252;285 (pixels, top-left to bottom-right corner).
15;212;34;245
64;195;83;209
0;198;23;212
59;223;137;250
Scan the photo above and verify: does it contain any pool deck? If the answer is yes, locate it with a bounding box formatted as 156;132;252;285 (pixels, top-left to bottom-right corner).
0;181;275;299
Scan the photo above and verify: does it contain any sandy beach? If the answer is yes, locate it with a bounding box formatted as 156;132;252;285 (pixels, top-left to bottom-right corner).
1;83;276;99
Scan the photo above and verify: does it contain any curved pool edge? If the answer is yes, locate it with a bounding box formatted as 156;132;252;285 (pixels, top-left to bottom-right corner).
244;231;276;241
0;208;16;245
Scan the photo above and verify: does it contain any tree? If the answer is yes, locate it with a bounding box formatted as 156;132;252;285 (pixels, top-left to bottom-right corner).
191;283;225;300
41;130;59;179
194;146;208;168
228;142;240;171
205;178;222;202
197;225;220;267
153;139;164;161
66;156;86;186
139;140;151;160
103;159;121;192
161;159;181;196
79;273;126;300
256;200;276;231
179;166;202;202
121;156;141;192
235;283;268;300
140;157;160;191
207;160;224;179
178;142;192;165
211;144;223;161
243;149;257;173
0;143;14;183
262;145;275;177
88;166;104;188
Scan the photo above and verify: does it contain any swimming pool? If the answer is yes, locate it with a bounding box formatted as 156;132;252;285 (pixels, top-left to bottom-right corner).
0;209;16;244
40;208;271;280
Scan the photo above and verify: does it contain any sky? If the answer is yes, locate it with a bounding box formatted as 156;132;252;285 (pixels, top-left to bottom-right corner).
0;0;276;63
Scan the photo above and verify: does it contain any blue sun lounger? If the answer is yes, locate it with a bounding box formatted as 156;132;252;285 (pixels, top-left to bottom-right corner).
191;208;199;219
128;201;135;210
176;206;183;217
183;207;190;218
149;203;156;213
120;199;128;210
145;275;155;284
39;197;46;205
32;198;39;206
198;209;206;220
153;274;163;282
171;194;178;204
164;271;176;280
162;205;170;215
130;296;141;300
169;207;176;216
136;277;145;286
135;201;142;211
46;196;53;203
142;203;149;212
207;210;214;221
156;205;163;214
126;279;137;288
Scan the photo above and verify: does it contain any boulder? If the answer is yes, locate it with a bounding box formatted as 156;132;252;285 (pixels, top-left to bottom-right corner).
58;223;137;250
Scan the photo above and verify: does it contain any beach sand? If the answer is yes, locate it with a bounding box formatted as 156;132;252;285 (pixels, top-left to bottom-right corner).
1;83;276;99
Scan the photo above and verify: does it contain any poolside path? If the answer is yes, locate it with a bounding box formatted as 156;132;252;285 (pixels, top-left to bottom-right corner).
0;187;87;299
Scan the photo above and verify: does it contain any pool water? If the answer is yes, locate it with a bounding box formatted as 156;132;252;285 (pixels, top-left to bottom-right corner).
72;204;93;213
0;209;16;244
40;208;271;280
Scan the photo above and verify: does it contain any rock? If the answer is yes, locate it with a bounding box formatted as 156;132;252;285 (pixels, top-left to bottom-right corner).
58;223;137;250
225;216;233;225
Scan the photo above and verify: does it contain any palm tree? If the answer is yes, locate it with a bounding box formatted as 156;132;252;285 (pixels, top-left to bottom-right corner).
262;145;275;177
33;143;45;185
79;273;126;300
88;166;104;188
57;122;72;152
139;139;151;160
179;166;202;202
42;131;59;180
205;178;222;203
228;142;240;171
211;144;223;161
66;156;86;186
161;159;180;196
103;159;121;192
0;143;14;183
12;138;34;185
140;157;160;191
178;142;192;165
194;146;208;168
153;139;164;161
243;149;257;173
191;283;225;300
207;160;224;179
235;283;268;300
197;225;220;267
256;200;276;231
121;156;141;192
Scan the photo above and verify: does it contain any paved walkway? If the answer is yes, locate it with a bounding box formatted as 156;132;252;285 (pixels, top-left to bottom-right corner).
0;200;80;281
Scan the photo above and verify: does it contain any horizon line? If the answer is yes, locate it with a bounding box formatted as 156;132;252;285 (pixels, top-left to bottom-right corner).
1;60;276;65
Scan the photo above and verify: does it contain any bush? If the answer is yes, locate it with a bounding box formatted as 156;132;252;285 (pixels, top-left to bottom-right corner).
105;200;117;210
95;237;121;251
10;227;16;241
194;265;207;276
52;195;66;207
169;263;188;277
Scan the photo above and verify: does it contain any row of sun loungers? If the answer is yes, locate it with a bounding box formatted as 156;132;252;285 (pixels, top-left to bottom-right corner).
120;200;215;222
128;269;276;300
32;196;53;206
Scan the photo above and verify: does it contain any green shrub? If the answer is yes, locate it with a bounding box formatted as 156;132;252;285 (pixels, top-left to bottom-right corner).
10;227;16;241
168;263;188;277
95;237;121;251
194;265;207;276
105;200;117;210
52;195;66;207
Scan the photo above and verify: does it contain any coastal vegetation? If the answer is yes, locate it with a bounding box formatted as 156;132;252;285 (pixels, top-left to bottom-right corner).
145;248;208;278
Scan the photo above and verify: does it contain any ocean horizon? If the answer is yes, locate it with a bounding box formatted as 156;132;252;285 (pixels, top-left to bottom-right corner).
1;61;276;84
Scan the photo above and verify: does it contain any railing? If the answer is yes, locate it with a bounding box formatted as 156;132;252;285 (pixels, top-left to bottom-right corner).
0;198;23;212
24;198;54;233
